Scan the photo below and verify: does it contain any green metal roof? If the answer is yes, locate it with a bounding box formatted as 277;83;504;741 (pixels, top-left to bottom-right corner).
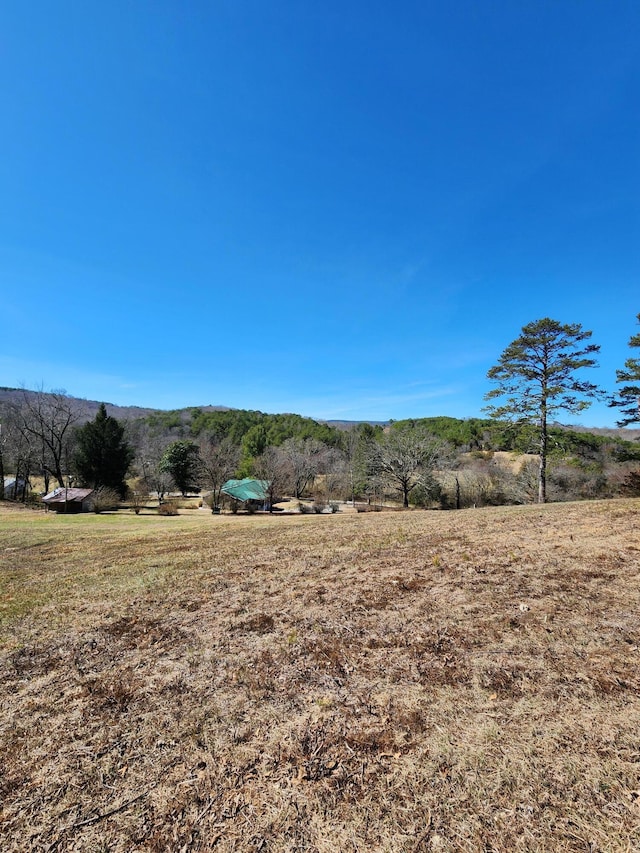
221;478;269;502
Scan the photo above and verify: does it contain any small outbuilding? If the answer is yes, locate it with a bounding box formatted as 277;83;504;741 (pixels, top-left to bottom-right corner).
221;478;269;507
43;487;95;513
3;477;30;500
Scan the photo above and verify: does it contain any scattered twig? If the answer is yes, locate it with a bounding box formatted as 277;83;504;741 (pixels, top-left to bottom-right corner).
194;791;222;826
69;784;156;829
412;810;433;852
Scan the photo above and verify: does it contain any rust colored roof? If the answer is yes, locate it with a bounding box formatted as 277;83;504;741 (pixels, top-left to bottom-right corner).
43;488;94;504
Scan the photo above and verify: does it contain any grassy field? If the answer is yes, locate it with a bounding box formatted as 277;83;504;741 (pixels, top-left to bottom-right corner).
1;500;640;852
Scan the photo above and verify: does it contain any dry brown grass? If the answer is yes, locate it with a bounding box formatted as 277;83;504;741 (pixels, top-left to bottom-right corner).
1;499;640;851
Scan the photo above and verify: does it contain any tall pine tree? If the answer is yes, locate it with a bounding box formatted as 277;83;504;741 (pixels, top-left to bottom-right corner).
484;318;602;503
74;404;134;498
613;313;640;427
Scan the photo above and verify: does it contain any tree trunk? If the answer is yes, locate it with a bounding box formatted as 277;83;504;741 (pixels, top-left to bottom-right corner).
55;462;66;489
21;465;30;502
538;407;547;504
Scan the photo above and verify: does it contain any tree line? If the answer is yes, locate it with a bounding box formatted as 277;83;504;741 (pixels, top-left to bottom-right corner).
1;313;639;508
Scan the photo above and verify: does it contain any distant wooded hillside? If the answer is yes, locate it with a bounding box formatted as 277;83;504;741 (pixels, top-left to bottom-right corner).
1;386;639;447
0;387;234;424
2;386;640;508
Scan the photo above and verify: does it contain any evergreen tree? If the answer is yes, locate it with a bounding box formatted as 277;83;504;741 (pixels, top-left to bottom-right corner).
159;440;201;495
484;318;602;503
74;404;134;498
612;313;640;426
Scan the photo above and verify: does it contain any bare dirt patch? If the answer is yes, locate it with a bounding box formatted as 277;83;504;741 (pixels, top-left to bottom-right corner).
1;501;640;851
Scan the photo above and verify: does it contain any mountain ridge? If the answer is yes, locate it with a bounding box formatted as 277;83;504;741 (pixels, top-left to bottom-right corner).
0;386;637;438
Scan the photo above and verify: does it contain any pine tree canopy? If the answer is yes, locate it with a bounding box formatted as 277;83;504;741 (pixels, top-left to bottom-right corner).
484;318;601;422
484;317;602;503
73;403;134;498
613;312;640;427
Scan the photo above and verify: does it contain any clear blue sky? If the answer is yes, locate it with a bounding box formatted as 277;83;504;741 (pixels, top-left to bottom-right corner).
1;1;638;425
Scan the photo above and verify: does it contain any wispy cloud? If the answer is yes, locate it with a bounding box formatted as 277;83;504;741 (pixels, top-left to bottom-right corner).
0;356;148;404
285;382;461;421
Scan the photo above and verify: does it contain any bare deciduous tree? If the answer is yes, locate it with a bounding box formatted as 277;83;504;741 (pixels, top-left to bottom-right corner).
340;426;370;506
368;425;447;508
0;408;36;501
253;446;292;513
132;426;173;504
319;446;347;503
198;435;240;511
15;388;84;491
0;419;5;498
279;437;325;499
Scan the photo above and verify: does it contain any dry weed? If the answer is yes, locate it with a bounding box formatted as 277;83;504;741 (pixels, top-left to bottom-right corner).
1;500;640;850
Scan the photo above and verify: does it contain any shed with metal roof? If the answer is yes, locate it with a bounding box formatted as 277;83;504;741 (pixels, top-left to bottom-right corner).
221;478;269;504
43;487;95;513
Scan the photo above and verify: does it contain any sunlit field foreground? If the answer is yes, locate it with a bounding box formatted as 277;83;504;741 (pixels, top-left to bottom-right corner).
1;501;640;852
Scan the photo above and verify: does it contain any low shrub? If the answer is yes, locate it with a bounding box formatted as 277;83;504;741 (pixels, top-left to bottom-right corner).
620;470;640;496
25;492;45;508
171;498;202;509
126;484;147;514
157;501;179;516
92;487;121;514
